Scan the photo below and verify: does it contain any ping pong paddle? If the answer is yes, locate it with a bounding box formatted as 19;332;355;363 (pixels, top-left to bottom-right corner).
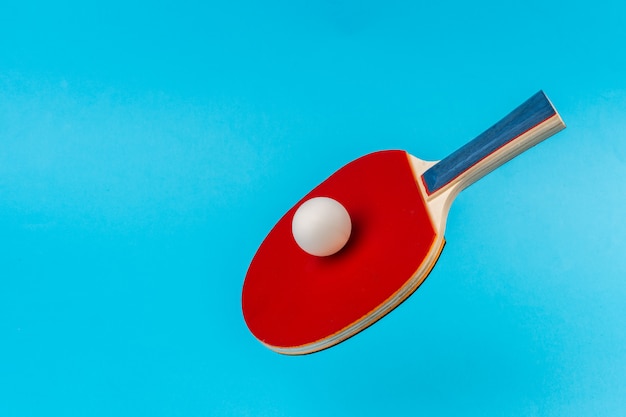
242;91;565;355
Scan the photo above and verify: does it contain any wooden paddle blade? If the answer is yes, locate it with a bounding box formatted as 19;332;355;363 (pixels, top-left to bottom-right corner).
242;151;443;354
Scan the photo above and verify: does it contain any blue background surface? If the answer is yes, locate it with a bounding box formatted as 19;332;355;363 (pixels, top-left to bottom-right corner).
2;1;625;416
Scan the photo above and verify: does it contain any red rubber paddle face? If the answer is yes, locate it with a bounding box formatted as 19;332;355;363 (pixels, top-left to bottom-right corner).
242;150;440;354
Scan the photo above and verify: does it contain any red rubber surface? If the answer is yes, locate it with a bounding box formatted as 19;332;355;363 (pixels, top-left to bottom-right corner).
242;150;438;351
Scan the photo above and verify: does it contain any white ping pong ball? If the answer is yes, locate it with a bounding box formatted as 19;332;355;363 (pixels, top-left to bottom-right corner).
291;197;352;257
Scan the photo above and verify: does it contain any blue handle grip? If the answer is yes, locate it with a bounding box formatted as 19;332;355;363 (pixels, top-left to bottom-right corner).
422;91;562;195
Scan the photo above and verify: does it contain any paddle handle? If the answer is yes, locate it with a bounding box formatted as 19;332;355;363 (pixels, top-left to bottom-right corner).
421;91;566;196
